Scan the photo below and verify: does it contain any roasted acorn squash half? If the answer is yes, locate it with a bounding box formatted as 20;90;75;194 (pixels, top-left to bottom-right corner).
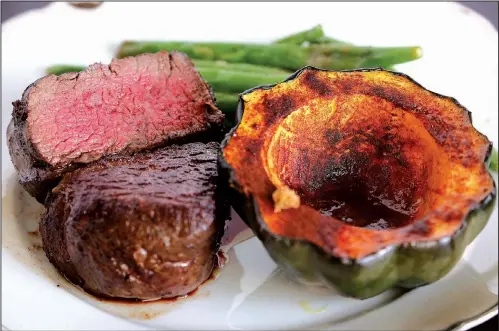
220;67;496;299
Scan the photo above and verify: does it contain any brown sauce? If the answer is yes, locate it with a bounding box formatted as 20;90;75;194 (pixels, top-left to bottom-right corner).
27;229;40;237
306;192;415;230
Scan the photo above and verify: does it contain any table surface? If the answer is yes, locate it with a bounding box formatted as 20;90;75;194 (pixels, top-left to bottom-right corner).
1;2;497;331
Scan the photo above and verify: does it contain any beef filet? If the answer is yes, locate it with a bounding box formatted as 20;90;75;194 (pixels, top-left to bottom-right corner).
8;51;224;203
40;142;229;300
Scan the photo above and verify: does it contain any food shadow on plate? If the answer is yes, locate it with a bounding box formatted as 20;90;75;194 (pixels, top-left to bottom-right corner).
90;213;249;323
1;176;112;312
4;174;496;327
133;244;248;329
322;262;498;330
2;175;48;274
224;264;404;330
0;178;402;327
1;175;248;321
90;247;245;323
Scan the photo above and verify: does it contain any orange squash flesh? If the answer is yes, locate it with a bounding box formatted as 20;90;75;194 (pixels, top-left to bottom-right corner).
223;69;493;259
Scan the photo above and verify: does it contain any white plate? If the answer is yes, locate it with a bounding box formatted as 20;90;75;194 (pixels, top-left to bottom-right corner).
2;2;498;330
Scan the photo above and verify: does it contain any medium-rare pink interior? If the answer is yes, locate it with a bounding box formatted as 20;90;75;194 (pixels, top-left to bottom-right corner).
26;51;223;167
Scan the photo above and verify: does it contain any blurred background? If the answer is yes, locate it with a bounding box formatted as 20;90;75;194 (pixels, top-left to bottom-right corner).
1;2;498;28
0;1;497;28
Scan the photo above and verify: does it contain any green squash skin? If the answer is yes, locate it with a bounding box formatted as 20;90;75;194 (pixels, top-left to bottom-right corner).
219;67;497;299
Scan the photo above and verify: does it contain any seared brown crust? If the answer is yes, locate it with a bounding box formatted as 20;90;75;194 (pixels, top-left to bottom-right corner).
7;117;76;203
38;185;84;287
7;52;224;203
40;142;229;300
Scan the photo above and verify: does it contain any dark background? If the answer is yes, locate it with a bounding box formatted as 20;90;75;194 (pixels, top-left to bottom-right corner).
1;1;498;331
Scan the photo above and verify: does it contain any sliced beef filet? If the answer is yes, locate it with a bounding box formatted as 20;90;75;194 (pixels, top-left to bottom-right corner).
8;51;224;203
40;142;229;300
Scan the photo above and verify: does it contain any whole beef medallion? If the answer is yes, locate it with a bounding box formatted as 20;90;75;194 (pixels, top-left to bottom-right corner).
40;142;229;300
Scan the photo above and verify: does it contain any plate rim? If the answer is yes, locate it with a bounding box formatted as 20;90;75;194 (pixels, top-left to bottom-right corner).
444;303;498;331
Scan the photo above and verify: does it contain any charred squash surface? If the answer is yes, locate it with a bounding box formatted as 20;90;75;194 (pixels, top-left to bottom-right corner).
221;67;496;299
